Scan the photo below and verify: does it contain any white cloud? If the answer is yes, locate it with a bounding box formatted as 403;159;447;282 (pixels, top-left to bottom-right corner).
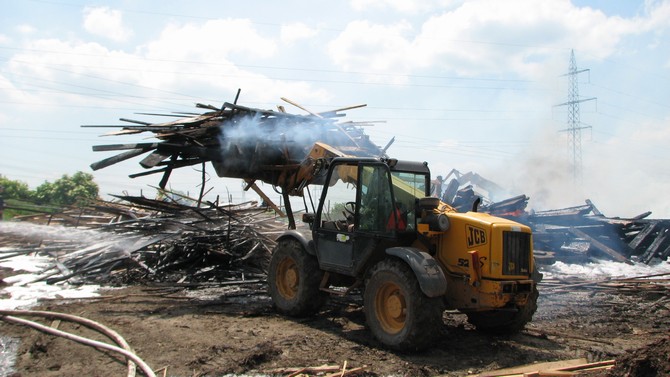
644;0;670;29
0;74;17;122
5;38;138;109
82;6;133;42
142;19;276;62
0;72;35;103
331;0;666;81
5;18;331;110
350;0;457;13
135;19;279;89
16;24;36;35
327;20;414;84
280;22;318;45
412;0;641;75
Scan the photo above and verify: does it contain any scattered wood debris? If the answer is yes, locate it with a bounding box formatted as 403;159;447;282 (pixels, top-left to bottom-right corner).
539;272;670;297
439;171;670;265
264;361;368;377
472;358;615;377
0;193;285;285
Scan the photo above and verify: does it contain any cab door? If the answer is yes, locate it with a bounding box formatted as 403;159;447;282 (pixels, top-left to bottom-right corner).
314;161;395;275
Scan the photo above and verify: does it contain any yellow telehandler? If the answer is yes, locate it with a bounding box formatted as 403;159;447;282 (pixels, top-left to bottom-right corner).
267;143;539;350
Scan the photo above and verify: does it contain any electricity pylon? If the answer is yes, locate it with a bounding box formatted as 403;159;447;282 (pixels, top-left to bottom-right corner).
555;49;596;183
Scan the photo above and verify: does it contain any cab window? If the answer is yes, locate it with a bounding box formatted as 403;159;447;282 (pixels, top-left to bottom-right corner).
358;164;394;234
390;171;428;230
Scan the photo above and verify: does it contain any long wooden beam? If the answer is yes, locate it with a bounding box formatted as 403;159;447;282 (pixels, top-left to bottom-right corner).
244;179;285;218
569;227;633;265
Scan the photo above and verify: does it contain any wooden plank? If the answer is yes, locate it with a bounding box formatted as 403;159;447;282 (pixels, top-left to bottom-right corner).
631;211;652;220
128;158;207;178
317;103;367;115
569;227;633;264
659;243;670;260
92;143;158;152
641;231;668;263
558;360;615;371
524;328;614;345
280;96;323;118
244;179;285;218
474;358;588;377
90;149;148;171
140;150;173;168
628;221;659;250
102;129;144;136
585;199;602;216
475;360;614;377
119;117;152;125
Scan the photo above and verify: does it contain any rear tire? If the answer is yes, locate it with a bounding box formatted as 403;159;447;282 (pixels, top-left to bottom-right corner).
363;259;443;350
268;238;327;316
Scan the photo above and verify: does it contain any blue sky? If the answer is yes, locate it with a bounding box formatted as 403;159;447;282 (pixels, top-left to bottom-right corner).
1;0;669;217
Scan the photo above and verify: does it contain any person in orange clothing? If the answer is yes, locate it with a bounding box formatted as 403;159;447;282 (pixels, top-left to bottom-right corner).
387;202;406;231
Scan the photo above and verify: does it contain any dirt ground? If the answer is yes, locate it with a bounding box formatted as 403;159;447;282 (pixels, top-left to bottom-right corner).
1;269;669;377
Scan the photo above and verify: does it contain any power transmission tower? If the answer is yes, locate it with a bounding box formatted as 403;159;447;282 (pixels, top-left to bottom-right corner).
555;49;596;183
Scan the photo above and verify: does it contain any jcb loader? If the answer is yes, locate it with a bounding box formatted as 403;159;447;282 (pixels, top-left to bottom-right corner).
268;143;539;350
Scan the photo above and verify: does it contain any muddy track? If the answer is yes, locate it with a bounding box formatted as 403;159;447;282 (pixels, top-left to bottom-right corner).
2;280;669;377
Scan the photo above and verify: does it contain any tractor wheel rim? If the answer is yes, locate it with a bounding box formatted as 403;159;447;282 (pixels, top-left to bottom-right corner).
374;281;406;334
276;257;298;299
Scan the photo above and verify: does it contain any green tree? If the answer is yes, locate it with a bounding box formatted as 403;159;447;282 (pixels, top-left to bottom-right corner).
0;175;31;200
32;172;99;206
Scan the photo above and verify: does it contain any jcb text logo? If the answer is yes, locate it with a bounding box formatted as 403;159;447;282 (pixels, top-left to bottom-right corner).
466;225;487;247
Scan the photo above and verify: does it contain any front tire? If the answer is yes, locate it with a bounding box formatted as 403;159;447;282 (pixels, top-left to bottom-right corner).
268;238;327;316
363;259;443;350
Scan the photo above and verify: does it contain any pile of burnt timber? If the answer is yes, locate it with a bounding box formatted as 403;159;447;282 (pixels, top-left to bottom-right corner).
86;92;387;229
438;172;670;265
521;202;670;265
86;92;384;195
481;196;670;265
1;195;283;285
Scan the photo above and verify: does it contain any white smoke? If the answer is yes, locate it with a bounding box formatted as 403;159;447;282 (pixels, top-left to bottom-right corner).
0;222;150;310
221;113;339;148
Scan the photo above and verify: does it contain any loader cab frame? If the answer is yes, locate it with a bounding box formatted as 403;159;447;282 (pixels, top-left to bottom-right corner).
311;157;431;276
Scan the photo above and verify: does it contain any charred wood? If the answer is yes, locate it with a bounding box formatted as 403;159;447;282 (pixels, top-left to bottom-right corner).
1;195;283;285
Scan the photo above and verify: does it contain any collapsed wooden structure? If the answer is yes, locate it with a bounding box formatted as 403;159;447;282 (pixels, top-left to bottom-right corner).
1;195;284;285
523;203;669;265
440;175;670;265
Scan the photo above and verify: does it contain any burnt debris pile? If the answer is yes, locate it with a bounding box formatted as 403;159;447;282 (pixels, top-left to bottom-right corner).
86;94;385;193
524;203;670;266
1;195;283;285
437;172;670;265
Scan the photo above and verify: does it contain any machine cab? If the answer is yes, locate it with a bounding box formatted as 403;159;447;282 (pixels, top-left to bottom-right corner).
309;157;431;276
